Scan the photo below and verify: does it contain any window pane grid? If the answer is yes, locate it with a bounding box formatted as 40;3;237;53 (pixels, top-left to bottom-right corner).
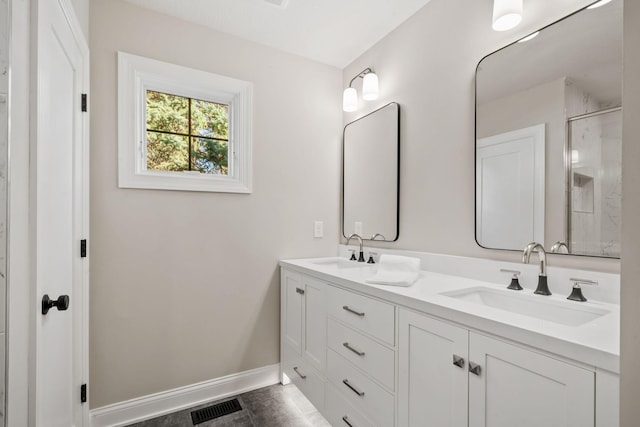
145;90;229;175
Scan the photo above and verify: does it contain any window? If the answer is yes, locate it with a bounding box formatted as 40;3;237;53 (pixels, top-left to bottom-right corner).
118;52;252;193
145;91;229;175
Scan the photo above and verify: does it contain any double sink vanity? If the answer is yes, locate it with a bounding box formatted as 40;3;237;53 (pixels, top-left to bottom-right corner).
300;1;623;425
280;251;619;427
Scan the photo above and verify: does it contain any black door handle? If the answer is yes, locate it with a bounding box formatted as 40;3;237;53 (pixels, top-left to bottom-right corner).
42;294;70;315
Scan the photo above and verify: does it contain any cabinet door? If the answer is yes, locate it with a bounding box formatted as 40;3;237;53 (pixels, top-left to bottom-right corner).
469;332;595;427
282;269;303;355
596;369;619;427
398;309;469;427
302;276;326;372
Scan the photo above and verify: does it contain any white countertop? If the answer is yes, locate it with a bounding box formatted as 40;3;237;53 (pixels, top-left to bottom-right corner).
280;257;620;373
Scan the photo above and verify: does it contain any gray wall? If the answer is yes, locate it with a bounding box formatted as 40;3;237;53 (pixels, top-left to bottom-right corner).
90;0;342;408
342;0;617;273
620;0;640;424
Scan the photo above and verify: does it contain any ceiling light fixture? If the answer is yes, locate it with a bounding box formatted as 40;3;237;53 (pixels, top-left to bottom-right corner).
343;67;378;112
492;0;523;31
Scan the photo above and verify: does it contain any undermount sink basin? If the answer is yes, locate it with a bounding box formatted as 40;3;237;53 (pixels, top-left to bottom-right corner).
310;258;371;269
440;287;610;327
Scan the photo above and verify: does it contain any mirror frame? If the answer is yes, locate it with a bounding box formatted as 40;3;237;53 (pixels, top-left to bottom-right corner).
473;0;622;258
342;102;400;241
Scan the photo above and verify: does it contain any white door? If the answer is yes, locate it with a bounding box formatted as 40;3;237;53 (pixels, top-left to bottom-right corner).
35;0;89;425
468;333;594;427
476;124;545;250
398;309;468;427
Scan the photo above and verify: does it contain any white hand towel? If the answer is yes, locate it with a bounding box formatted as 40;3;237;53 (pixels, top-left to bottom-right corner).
365;254;421;287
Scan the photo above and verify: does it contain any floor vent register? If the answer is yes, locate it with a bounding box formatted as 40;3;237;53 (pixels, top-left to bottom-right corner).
190;398;243;425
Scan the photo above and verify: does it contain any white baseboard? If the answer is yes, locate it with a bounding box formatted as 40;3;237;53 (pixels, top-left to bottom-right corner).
90;363;281;427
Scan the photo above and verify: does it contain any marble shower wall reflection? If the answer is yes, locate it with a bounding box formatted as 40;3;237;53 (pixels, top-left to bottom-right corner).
569;110;622;257
0;0;7;424
565;80;621;258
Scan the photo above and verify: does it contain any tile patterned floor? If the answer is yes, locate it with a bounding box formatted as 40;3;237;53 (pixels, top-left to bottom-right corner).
126;384;331;427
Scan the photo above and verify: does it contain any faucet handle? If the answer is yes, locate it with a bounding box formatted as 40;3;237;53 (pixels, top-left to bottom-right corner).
567;278;597;302
367;252;378;264
500;269;523;290
569;278;598;286
348;249;357;261
500;269;521;277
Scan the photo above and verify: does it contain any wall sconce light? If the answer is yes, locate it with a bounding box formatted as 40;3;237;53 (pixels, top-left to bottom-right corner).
492;0;523;31
343;67;379;112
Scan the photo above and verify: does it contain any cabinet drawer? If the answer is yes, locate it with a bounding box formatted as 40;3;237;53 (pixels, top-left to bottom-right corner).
327;286;395;346
327;318;395;391
327;349;394;427
325;383;376;427
282;345;325;412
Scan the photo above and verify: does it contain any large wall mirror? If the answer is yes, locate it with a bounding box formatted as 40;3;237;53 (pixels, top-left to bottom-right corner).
475;0;622;258
343;102;400;241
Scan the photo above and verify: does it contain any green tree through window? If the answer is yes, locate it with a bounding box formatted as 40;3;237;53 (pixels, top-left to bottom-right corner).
145;90;229;175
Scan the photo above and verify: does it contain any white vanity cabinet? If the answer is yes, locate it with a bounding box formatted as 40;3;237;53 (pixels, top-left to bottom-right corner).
398;308;595;427
280;264;618;427
397;309;469;427
325;285;396;427
280;269;327;410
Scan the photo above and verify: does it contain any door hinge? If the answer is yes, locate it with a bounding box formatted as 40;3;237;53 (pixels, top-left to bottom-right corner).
80;239;87;258
81;93;88;112
81;384;87;403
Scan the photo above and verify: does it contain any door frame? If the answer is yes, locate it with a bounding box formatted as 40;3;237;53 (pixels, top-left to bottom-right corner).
6;0;89;425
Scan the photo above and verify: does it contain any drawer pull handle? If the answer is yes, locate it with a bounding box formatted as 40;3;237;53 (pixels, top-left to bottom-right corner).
469;361;482;376
343;342;365;357
293;366;307;379
342;379;365;397
296;287;305;295
452;354;465;368
342;305;365;317
342;415;355;427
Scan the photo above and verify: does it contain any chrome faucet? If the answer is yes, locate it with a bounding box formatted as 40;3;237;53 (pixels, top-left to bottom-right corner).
550;241;569;254
522;242;551;295
346;233;365;262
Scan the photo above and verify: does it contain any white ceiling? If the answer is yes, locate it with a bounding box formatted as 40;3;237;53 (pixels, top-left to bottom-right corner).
121;0;433;68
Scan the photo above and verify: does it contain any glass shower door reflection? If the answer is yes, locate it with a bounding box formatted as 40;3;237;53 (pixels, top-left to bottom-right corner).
568;109;622;257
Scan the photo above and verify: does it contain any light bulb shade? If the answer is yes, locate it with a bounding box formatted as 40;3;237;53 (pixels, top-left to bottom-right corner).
343;87;357;112
362;72;379;101
492;0;523;31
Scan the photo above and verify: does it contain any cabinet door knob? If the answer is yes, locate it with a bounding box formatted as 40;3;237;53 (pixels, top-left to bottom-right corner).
295;287;305;295
469;361;482;376
342;379;365;397
452;354;465;368
293;366;307;379
342;305;365;317
343;342;365;357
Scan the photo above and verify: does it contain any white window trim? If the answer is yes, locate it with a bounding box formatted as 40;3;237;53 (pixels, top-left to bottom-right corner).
117;51;253;193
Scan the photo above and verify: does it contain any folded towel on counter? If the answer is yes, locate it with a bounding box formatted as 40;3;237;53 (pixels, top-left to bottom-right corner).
365;254;421;287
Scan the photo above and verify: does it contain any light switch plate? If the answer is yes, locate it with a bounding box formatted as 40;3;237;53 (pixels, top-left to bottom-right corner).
314;221;323;238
